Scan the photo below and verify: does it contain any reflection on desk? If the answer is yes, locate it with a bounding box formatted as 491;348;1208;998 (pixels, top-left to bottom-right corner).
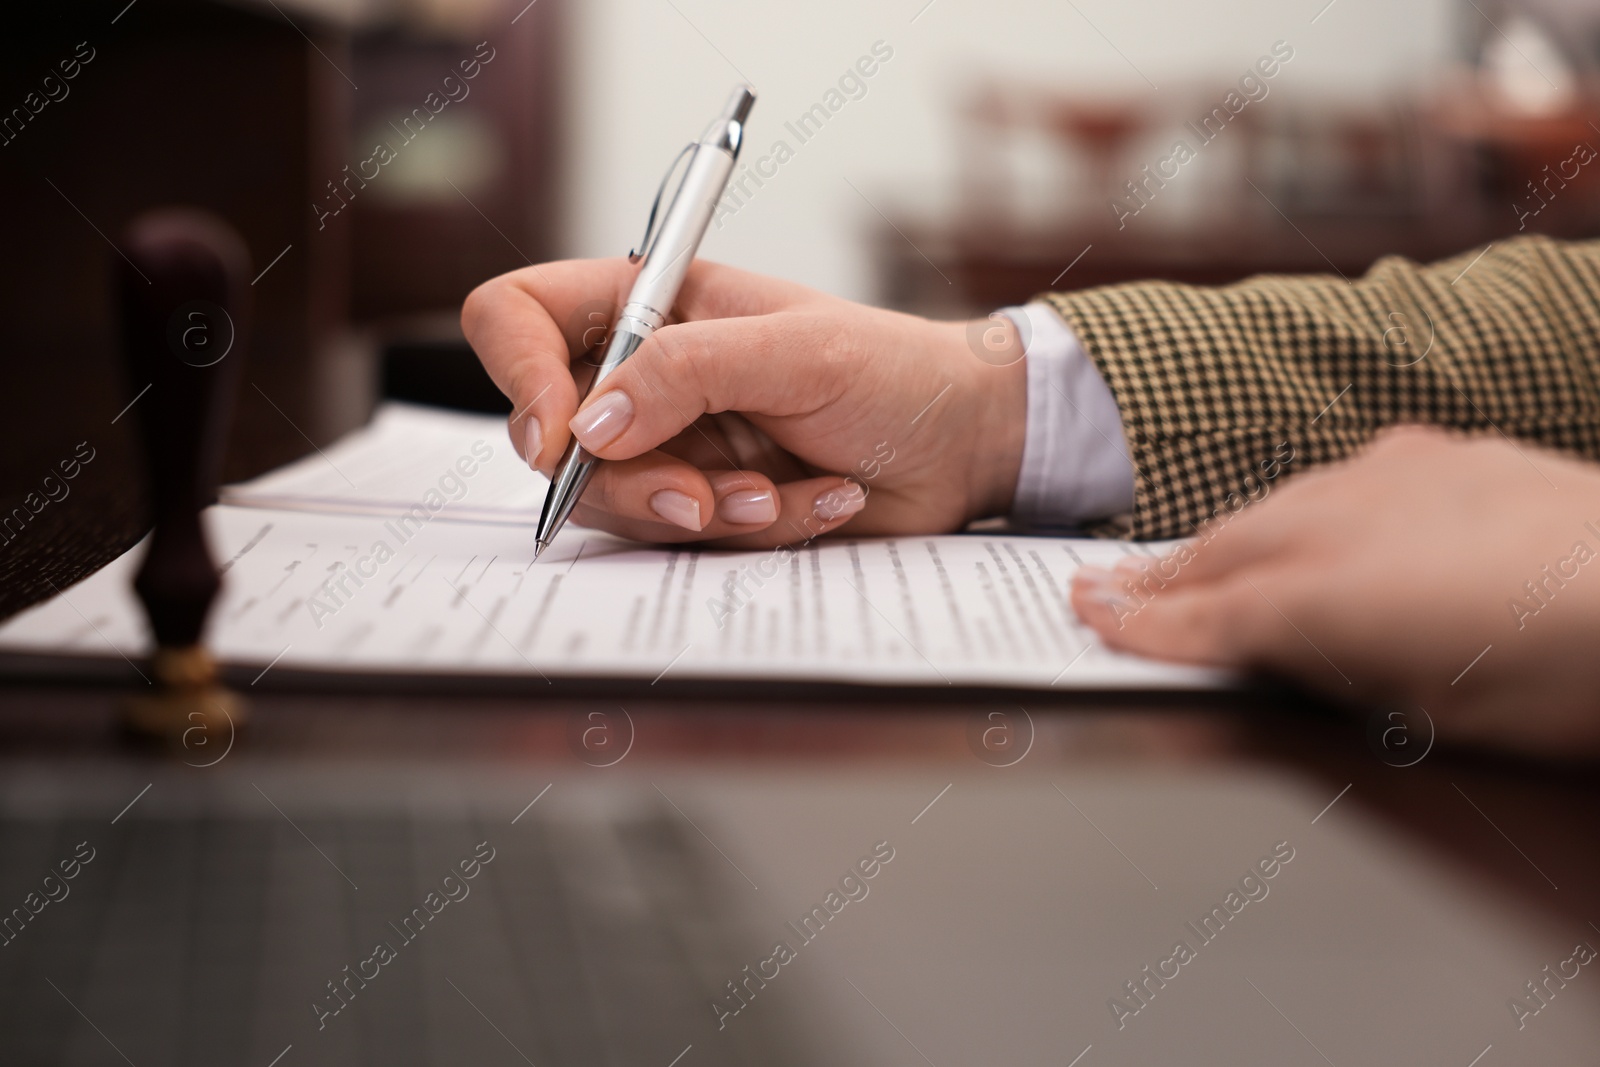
1;686;1596;1066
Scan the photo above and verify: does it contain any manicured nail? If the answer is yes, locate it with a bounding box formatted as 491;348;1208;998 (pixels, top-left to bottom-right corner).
719;488;777;525
814;484;865;522
569;390;632;450
649;489;703;531
523;417;543;469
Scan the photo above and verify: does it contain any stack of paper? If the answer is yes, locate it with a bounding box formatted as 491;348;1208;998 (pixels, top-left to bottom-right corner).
0;404;1225;690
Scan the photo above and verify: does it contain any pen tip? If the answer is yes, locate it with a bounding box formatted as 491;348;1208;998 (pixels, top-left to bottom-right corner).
533;540;547;562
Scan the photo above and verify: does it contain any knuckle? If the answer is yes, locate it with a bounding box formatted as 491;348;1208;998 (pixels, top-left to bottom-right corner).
504;360;543;412
807;315;855;369
459;279;501;340
646;325;698;375
637;326;712;416
1154;586;1252;662
1203;584;1251;633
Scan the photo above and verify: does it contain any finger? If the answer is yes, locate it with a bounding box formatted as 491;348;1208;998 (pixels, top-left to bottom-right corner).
1070;565;1269;666
467;258;799;380
464;264;610;472
464;260;813;473
1125;476;1322;590
573;462;790;540
656;413;811;482
565;312;854;461
1108;525;1259;592
568;471;867;549
563;451;719;535
1073;564;1358;695
1092;541;1238;601
714;474;867;549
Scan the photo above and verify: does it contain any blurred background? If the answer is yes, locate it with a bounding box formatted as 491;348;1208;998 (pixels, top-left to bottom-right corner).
4;0;1600;599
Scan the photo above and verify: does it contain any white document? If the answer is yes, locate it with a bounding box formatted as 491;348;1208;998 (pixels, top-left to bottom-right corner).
0;404;1227;690
220;402;544;525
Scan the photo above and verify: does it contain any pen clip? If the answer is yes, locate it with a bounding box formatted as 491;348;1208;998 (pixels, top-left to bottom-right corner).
629;143;695;264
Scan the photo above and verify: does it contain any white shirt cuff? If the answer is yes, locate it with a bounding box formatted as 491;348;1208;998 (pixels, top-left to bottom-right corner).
1000;302;1135;527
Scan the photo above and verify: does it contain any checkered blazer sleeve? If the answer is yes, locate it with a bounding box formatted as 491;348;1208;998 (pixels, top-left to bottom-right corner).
1039;235;1600;540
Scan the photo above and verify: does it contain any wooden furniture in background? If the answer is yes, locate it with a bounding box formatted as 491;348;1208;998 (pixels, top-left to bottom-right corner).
0;0;564;611
877;75;1600;315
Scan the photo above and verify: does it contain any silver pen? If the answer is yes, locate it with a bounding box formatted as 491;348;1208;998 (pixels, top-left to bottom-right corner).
534;85;755;560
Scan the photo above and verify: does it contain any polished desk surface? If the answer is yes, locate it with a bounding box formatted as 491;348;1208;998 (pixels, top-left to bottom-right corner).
6;680;1597;927
5;680;1600;1064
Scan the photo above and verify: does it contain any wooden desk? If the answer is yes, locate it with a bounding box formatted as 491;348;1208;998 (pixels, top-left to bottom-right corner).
3;405;1596;954
4;667;1597;939
4;459;1599;1065
7;675;1596;1062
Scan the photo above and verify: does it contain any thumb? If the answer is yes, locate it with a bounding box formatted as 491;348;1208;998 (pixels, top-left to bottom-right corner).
564;312;842;461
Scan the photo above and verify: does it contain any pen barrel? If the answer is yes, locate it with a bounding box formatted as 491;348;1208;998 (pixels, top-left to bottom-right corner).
628;143;735;319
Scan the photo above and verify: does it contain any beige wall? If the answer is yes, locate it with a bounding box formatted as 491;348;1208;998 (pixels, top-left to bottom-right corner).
556;0;1455;304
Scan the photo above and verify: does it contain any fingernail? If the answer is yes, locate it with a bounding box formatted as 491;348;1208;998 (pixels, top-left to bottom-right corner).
1075;565;1114;591
719;488;777;525
1113;556;1150;578
523;417;543;469
570;390;632;450
1073;566;1134;620
649;489;703;531
814;484;866;522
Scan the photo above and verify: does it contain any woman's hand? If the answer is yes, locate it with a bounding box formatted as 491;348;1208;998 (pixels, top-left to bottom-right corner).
1071;427;1600;757
462;259;1026;548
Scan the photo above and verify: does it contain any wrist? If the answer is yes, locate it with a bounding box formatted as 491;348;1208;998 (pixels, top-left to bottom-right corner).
951;315;1027;523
